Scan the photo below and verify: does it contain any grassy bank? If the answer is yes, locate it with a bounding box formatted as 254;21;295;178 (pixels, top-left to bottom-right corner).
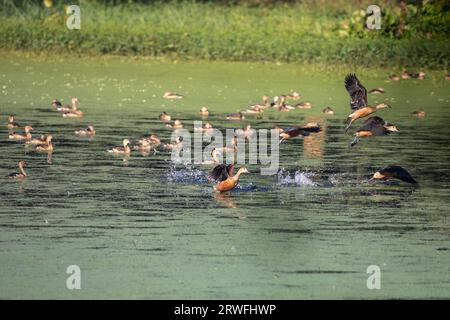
0;1;449;69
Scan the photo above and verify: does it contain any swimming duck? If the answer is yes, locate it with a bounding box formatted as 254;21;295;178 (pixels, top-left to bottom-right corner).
401;71;412;80
139;134;161;146
322;107;334;115
226;112;245;120
209;164;249;192
63;106;83;118
159;112;171;122
133;139;154;153
199;107;210;116
165;119;183;129
370;166;417;184
344;73;390;132
163;91;184;99
369;87;385;94
9;125;33;141
412;71;425;80
411;110;426;117
243;105;263;114
108;139;131;154
235;124;254;138
286;92;301;100
6;160;27;180
25;134;47;146
216;135;238;153
278;103;295;112
389;75;400;81
248;96;270;110
75;125;96;136
55;97;79;113
350;116;398;147
195;122;214;133
295;102;312;109
35;134;53;153
201;147;221;165
163;136;183;151
279;122;321;143
7;115;19;129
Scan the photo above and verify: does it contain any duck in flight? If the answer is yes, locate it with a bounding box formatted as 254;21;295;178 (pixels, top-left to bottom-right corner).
208;164;249;192
279;122;321;144
370;166;417;184
350;116;398;147
344;73;390;132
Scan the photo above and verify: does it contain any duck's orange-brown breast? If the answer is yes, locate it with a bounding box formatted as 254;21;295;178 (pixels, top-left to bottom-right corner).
215;179;238;192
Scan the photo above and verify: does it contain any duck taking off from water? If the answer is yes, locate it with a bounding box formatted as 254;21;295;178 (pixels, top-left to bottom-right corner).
344;74;390;132
6;160;27;180
370;166;417;184
350;116;398;147
279;122;321;144
209;164;249;192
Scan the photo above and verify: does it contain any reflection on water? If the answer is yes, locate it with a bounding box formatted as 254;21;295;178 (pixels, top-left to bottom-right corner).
0;55;449;299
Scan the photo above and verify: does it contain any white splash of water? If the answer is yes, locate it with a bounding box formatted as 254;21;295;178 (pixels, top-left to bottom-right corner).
277;168;316;187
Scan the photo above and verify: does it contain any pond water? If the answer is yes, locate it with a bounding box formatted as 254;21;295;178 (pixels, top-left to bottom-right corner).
0;53;449;299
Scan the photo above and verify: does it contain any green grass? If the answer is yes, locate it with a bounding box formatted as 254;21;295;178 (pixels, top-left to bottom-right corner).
0;1;449;69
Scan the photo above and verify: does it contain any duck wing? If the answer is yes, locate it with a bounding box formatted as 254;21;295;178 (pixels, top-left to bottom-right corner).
209;164;231;182
358;116;386;135
380;166;417;184
345;73;368;111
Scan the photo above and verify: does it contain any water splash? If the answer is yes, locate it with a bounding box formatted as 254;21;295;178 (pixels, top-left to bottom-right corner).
166;164;209;184
277;168;316;187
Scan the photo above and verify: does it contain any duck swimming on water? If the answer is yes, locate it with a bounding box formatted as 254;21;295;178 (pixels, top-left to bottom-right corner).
226;112;245;120
279;122;321;143
322;107;334;115
108;139;131;154
370;166;417;184
6;160;27;180
35;134;53;153
165;119;183;129
411;110;426;117
350;116;398;147
55;97;78;113
209;164;249;192
199;107;210;116
9;125;33;141
163;136;183;151
75;125;96;136
344;73;390;132
7;115;19;129
163;92;184;99
159;112;171;122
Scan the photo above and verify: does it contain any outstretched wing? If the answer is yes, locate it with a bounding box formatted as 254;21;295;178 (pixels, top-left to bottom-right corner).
209;164;233;182
358;116;386;135
345;73;368;110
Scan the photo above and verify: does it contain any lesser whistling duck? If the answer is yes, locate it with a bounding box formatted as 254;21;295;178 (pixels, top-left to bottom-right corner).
36;134;53;153
25;134;46;145
108;139;131;154
56;97;78;112
279;122;321;143
412;71;425;80
194;122;214;133
226;112;245;120
401;71;412;80
201;147;221;165
165;119;183;129
389;75;400;81
350;116;398;147
216;135;238;153
199;107;210;116
370;166;417;184
243;105;263;114
248;96;270;110
235;124;254;138
9;125;33;140
295;101;312;109
209;164;249;192
344;73;390;132
139;134;161;146
133;139;154;153
6;160;27;180
159;112;171;122
411;110;426;117
163;91;183;99
75;125;96;136
7;115;19;129
322;107;334;115
62;98;83;117
286;92;301;100
163;136;183;151
369;87;385;94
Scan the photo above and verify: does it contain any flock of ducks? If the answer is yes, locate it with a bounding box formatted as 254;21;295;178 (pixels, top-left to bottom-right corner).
6;72;438;189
